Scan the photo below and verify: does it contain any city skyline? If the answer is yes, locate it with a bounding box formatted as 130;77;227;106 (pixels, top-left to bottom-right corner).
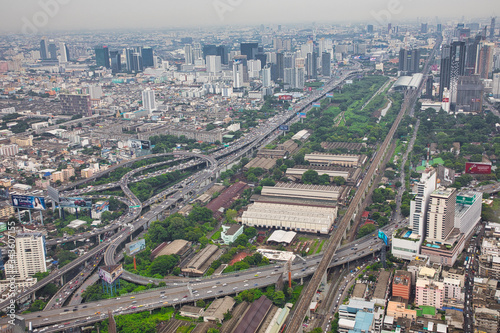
0;0;499;33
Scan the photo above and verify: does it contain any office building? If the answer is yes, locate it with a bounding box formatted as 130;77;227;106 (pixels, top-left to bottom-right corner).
5;233;47;279
141;47;154;68
202;44;217;60
184;44;193;65
454;191;482;237
232;60;245;89
426;187;457;243
142;88;156;113
262;64;272;87
216;45;228;65
465;35;482;76
476;42;494;79
411;170;437;237
367;24;374;33
60;94;91;117
456;75;483;112
439;41;466;106
306;52;317;80
48;41;57;60
437;24;442;33
322;52;331;77
59;42;69;63
399;48;421;74
493;73;500;98
110;50;121;73
276;52;284;80
125;48;143;72
206;55;221;73
490;17;496;41
421;23;428;34
40;37;48;60
95;45;110;68
240;42;258;60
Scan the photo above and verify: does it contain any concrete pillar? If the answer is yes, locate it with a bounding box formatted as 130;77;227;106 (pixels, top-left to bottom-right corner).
300;277;303;285
97;234;101;243
321;271;328;286
60;275;64;285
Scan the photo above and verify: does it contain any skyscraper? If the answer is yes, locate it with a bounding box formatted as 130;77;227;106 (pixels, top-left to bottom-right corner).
206;55;221;73
5;233;47;279
464;35;482;76
439;41;466;106
142;88;156;113
262;64;272;88
421;23;428;34
48;41;57;60
437;24;442;33
59;42;69;63
110;51;121;73
240;42;259;60
367;25;374;33
476;42;494;79
276;52;284;81
232;60;245;89
202;44;217;60
426;187;457;243
184;45;193;65
125;49;143;72
321;52;331;77
40;37;48;60
95;46;110;68
306;52;317;80
410;170;437;239
490;17;496;41
493;73;500;99
216;45;228;65
141;47;154;68
399;48;421;74
456;75;483;113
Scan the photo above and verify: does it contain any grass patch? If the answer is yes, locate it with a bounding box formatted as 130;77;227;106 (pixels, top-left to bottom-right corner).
308;240;319;255
316;239;326;253
211;228;222;240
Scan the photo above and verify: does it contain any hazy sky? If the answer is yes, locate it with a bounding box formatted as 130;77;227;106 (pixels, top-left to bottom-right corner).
1;0;499;33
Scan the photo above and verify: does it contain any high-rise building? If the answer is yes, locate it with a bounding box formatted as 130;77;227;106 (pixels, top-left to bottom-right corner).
476;42;494;79
262;64;272;88
454;191;482;237
399;48;421;74
410;170;437;238
276;52;284;81
232;60;245;89
367;24;374;33
284;68;295;87
59;42;69;63
439;41;466;106
392;271;411;300
426;187;457;243
5;233;47;279
184;44;193;65
321;52;331;77
240;42;259;60
437;24;442;33
421;23;428;34
125;49;143;72
95;46;110;68
192;43;202;61
60;94;91;117
141;47;154;68
490;17;496;41
464;35;482;76
216;45;228;65
110;50;121;73
202;44;217;60
142;88;156;113
492;73;500;98
40;37;48;60
456;75;483;113
306;52;317;80
295;67;305;89
206;55;221;73
48;41;57;60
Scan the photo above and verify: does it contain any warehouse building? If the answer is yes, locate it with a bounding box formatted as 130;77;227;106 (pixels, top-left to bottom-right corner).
243;157;277;171
182;244;223;276
241;202;336;234
203;296;236;323
286;165;361;185
305;153;367;167
150;239;192;260
255;182;348;206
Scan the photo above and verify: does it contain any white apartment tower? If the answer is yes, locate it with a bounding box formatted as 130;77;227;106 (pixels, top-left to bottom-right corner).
206;55;221;73
142;88;156;113
426;187;457;243
5;233;47;279
184;44;193;65
410;170;437;237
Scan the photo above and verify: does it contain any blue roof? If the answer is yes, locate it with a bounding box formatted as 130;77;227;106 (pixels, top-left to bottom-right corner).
349;311;374;333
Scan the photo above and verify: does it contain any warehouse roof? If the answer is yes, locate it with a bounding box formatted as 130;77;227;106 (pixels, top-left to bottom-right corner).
203;296;235;322
242;202;336;226
233;296;273;333
267;230;297;244
261;183;343;202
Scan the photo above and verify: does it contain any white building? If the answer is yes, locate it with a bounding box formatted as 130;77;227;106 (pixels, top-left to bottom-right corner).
0;144;19;156
262;65;272;88
247;59;261;78
233;61;244;89
443;277;464;303
206;55;221;73
184;44;193;65
454;191;482;237
142;88;156;113
493;73;500;99
410;170;437;238
220;225;244;245
5;233;47;279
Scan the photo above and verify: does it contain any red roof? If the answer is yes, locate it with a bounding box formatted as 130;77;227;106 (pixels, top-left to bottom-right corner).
361;211;370;218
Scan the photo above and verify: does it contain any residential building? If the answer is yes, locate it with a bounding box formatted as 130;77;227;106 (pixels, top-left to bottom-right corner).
206;55;221;73
0;144;19;156
5;233;47;279
386;301;417;320
415;278;444;309
392;270;411;300
142;88;156;113
426;187;457;243
474;307;499;333
60;94;91;117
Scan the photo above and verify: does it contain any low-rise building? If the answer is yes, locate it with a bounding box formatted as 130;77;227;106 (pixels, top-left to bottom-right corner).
203;296;235;323
392;271;411;300
221;225;244;245
386;301;417;320
179;305;204;319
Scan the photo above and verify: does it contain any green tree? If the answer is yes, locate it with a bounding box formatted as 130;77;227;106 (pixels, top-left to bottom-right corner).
149;255;179;276
357;224;377;238
273;291;286;306
196;299;206;308
302;169;319;184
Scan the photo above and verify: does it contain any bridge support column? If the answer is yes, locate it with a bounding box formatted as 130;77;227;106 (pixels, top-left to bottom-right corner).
321;271;328;286
130;235;133;242
32;293;36;302
97;234;100;243
60;275;64;285
300;277;303;285
74;240;76;246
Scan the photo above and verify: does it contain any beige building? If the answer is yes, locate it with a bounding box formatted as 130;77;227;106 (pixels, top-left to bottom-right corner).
10;135;33;147
386;301;417;320
304;153;367;167
0;202;14;219
51;171;64;183
426;187;457;243
5;233;47;279
81;168;94;178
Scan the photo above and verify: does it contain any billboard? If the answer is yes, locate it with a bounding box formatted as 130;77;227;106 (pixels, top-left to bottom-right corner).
93;201;109;214
465;162;492;174
326;93;334;98
47;185;59;203
98;264;123;284
126;239;146;256
278;125;289;131
140;140;151;150
378;230;388;246
11;195;46;210
312;103;321;108
59;197;92;209
297;112;307;118
279;95;293;101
